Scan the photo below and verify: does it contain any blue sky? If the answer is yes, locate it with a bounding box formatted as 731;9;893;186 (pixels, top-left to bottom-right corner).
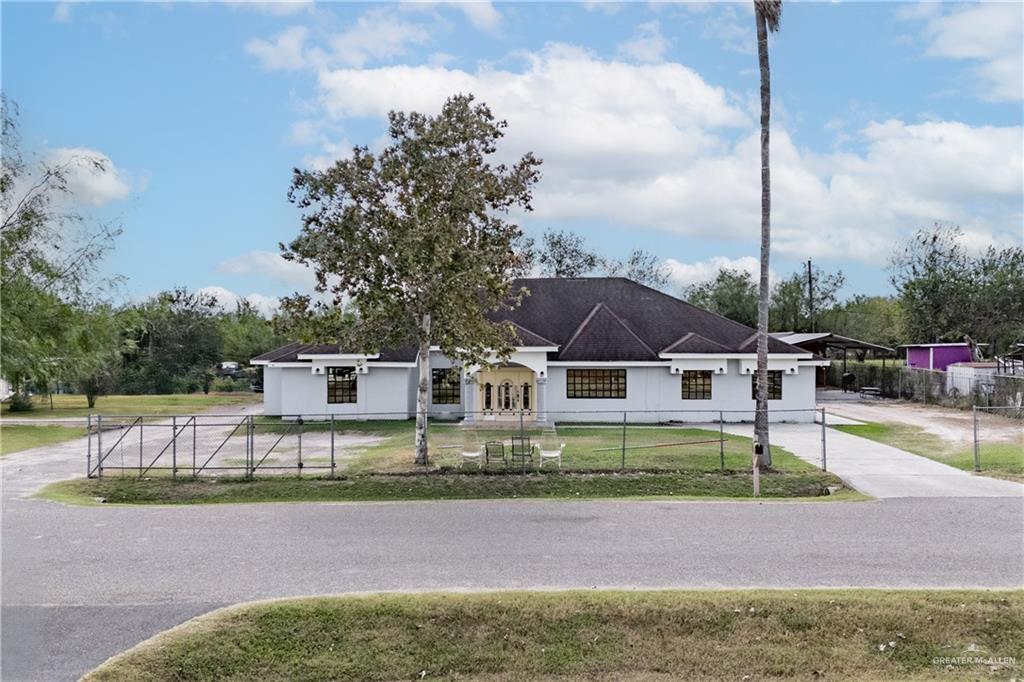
3;1;1022;314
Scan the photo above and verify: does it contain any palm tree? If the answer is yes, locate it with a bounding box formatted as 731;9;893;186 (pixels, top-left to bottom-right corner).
754;0;781;468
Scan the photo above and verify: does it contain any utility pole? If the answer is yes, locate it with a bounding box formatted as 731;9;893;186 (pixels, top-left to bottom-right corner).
806;259;815;332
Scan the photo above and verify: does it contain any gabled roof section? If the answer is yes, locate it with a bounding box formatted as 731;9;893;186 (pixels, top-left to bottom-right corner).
661;332;732;354
559;303;658;361
251;342;320;363
502;320;558;348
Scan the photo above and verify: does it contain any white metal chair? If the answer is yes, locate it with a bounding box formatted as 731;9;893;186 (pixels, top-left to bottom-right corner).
460;446;483;469
538;442;565;470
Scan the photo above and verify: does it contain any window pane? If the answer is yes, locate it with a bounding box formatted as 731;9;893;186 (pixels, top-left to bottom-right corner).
681;370;712;400
327;367;357;404
750;371;783;400
431;368;461;405
566;369;626;399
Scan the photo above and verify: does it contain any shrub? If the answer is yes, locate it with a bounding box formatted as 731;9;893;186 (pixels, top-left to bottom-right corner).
5;392;35;412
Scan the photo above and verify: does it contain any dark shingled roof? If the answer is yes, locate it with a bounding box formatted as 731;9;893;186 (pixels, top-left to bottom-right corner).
253;278;806;364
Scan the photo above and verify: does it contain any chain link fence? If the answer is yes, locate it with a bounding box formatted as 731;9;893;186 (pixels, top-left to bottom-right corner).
83;408;830;478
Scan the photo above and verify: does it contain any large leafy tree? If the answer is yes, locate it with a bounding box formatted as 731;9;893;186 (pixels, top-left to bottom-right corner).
603;249;671;289
890;224;1024;354
685;268;759;327
64;304;131;408
754;0;782;467
218;300;284;365
285;94;541;464
771;265;845;333
1;96;121;402
536;228;600;277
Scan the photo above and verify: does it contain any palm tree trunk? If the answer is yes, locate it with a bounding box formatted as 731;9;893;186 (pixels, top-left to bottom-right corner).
414;313;432;466
754;7;773;468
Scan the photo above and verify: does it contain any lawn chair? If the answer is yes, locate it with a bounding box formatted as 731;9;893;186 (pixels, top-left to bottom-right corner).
538;442;565;470
510;436;533;469
460;430;483;469
485;441;506;467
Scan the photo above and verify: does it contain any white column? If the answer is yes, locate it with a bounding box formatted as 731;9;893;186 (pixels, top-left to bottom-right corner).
463;373;476;423
536;375;548;423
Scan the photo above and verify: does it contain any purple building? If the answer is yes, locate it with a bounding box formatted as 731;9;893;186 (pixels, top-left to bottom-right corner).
901;343;973;371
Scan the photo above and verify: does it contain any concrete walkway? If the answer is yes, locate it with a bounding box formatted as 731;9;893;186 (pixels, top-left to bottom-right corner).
724;422;1024;499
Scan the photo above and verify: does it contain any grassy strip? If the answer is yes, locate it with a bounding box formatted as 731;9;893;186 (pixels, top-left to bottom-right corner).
1;393;260;419
41;468;850;505
84;590;1023;682
0;424;87;456
834;421;1023;482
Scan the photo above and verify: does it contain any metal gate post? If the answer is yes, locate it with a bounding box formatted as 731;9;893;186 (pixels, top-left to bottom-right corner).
97;415;103;478
192;417;197;478
820;407;827;472
87;414;93;477
719;410;725;472
248;415;255;479
620;411;627;471
972;405;981;472
330;415;336;478
138;419;144;478
172;416;177;480
297;419;303;476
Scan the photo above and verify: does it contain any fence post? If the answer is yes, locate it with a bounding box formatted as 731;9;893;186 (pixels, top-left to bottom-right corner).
297;418;303;477
172;416;177;480
719;410;725;472
192;417;197;478
97;414;103;478
621;411;627;471
820;407;827;472
330;415;336;479
138;418;144;478
87;414;93;478
972;405;981;472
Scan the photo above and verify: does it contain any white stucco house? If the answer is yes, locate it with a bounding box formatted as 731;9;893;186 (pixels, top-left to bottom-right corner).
252;277;827;423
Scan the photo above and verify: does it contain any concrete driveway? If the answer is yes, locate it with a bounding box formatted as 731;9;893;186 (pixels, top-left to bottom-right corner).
722;421;1024;499
2;410;1023;681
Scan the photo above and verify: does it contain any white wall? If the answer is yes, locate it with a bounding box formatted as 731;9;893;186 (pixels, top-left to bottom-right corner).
545;361;816;422
262;367;283;415
271;365;412;420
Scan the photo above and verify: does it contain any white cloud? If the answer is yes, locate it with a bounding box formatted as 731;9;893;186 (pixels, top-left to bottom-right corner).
246;26;309;71
53;2;74;23
664;255;763;289
197;286;280;317
49;147;132;206
616;21;670;64
329;9;431;68
218;250;318;289
228;1;314;16
450;1;502;31
296;43;1019;265
581;1;625;15
918;2;1023;101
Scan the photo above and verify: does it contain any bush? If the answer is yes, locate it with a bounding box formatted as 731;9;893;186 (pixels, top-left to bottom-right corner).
211;377;249;393
5;392;36;412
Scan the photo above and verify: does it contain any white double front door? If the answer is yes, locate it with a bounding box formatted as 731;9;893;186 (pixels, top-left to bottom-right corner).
478;367;535;419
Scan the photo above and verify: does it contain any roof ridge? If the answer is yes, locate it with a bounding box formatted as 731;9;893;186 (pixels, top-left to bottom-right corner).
559;302;607;357
661;331;732;354
600;304;659;359
501;320;558;347
561;302;658;360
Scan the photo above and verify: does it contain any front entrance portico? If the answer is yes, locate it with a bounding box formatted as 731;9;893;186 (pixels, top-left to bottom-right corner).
464;363;548;423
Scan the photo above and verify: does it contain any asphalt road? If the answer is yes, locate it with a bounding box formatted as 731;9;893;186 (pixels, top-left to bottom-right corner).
2;409;1023;681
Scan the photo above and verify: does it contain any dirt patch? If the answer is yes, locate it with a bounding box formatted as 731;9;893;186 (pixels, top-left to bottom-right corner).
826;400;1022;445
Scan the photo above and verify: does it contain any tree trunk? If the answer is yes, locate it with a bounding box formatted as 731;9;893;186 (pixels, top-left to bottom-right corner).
87;391;97;409
414;313;432;466
754;8;773;468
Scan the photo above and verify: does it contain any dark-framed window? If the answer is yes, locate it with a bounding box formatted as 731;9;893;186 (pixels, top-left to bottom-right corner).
566;369;627;399
751;370;783;400
681;370;713;400
431;368;461;405
327;367;357;404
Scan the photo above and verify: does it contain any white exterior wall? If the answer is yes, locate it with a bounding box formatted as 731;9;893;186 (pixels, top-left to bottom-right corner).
262;355;817;423
270;365;413;420
545;361;816;423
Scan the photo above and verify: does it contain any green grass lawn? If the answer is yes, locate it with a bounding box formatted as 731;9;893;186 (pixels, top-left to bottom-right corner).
249;418;816;475
0;424;87;456
83;590;1023;682
1;393;261;419
834;421;1024;482
41;468;853;505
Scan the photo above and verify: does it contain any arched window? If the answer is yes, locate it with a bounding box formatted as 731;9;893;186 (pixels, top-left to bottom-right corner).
483;382;493;411
521;383;531;411
499;381;513;411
